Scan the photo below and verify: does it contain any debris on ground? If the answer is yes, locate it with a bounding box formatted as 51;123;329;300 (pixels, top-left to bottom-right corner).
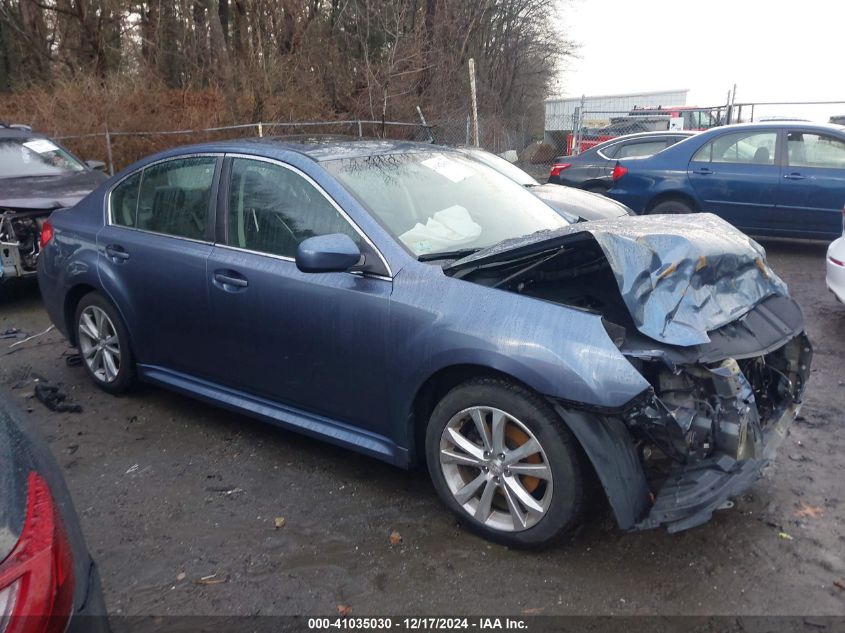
0;328;23;340
176;572;187;582
8;325;54;349
778;531;794;541
336;605;351;617
389;530;402;545
194;573;227;585
33;381;82;413
793;502;825;519
274;517;286;529
834;580;845;591
65;353;82;367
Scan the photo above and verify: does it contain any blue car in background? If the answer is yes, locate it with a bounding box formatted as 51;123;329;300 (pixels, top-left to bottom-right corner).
607;122;845;239
37;139;812;547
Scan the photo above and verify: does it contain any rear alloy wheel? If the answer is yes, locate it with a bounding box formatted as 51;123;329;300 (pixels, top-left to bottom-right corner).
650;198;694;215
426;378;583;547
75;293;135;394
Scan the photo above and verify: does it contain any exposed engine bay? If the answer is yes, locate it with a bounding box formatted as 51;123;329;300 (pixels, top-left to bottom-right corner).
0;208;49;280
446;214;812;531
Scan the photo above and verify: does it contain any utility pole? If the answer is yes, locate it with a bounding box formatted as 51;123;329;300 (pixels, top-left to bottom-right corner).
468;58;480;147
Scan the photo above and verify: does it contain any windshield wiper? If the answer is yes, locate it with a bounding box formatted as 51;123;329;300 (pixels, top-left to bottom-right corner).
417;248;481;262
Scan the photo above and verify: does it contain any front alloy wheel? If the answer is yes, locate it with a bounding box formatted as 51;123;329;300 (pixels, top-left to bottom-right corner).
439;406;553;532
426;378;583;547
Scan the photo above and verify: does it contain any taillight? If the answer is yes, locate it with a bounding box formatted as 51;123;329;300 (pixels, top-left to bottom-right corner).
0;472;75;633
612;163;628;181
549;163;571;178
39;221;54;250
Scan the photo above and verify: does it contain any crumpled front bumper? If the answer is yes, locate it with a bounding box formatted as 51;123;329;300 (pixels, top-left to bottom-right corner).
634;396;801;533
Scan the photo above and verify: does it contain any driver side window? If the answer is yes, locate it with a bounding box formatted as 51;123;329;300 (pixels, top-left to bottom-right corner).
226;158;359;258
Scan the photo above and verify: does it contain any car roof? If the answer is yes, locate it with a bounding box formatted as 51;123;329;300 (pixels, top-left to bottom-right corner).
164;137;445;163
0;125;43;141
704;121;845;134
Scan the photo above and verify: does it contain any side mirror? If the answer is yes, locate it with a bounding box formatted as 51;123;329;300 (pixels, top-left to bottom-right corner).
85;160;107;172
296;233;362;273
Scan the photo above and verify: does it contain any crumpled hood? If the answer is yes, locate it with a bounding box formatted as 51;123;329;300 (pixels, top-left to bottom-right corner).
448;214;790;347
0;170;106;210
530;184;631;221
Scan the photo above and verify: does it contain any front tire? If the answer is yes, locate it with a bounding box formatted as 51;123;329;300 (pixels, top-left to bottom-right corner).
425;378;584;548
75;292;135;394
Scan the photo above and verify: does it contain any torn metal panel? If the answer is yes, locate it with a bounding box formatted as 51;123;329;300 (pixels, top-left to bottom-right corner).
448;213;790;347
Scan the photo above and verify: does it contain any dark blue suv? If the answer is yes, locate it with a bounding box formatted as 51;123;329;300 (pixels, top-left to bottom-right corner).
607;122;845;240
38;139;812;546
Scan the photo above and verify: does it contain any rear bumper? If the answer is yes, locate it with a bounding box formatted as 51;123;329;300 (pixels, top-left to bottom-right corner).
67;562;111;633
827;237;845;303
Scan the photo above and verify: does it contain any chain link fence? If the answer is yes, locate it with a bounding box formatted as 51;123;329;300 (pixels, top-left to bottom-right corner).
53;120;433;176
46;100;845;183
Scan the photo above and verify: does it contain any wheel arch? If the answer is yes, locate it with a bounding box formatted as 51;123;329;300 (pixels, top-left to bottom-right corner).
645;190;699;214
407;364;539;467
63;284;98;346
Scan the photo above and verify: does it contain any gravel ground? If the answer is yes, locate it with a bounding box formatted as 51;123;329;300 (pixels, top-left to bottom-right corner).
1;238;844;617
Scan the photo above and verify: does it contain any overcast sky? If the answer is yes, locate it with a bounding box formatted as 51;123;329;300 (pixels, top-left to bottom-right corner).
555;0;843;120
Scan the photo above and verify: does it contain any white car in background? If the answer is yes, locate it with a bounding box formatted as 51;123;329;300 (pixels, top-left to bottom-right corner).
827;207;845;303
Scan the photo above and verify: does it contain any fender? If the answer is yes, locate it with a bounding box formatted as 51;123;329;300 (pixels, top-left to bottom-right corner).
552;405;651;530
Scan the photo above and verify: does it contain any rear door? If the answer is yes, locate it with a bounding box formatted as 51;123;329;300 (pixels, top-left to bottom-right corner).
97;155;220;376
687;129;780;231
775;129;845;238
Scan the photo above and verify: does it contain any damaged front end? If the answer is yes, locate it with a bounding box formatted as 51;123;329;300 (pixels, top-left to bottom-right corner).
0;208;50;281
619;328;811;532
447;214;813;533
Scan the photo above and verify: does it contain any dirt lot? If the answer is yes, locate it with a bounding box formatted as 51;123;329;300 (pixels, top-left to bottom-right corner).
1;239;844;617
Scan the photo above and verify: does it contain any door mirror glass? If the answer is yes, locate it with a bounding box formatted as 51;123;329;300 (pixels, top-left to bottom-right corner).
86;160;107;172
296;233;362;273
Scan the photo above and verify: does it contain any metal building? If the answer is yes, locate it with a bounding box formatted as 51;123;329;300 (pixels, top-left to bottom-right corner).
544;89;689;137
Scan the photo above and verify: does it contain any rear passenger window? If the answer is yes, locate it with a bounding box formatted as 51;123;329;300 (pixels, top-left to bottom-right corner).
136;157;216;240
110;171;141;227
615;140;668;159
227;158;359;258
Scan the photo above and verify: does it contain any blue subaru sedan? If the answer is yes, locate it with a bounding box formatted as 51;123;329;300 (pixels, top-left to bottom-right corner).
607;122;845;240
38;139;812;546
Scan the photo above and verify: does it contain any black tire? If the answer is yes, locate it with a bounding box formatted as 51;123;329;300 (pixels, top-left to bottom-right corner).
425;377;584;548
649;198;694;215
74;292;135;394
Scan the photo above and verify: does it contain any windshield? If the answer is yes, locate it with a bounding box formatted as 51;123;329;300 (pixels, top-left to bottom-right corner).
462;148;539;186
323;152;570;258
0;137;86;179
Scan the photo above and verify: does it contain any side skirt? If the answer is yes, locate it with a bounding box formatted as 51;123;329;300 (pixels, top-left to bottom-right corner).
137;365;410;468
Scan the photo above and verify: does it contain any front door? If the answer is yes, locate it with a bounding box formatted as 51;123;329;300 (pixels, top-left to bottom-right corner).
775;129;845;239
205;156;393;436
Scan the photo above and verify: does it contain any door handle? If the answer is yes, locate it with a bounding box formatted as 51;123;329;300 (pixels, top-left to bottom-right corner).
783;173;806;180
692;167;714;175
105;244;129;262
213;270;249;290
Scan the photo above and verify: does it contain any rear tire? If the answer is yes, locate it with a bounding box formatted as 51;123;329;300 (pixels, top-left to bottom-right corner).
74;292;135;394
425;377;584;548
650;198;694;215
